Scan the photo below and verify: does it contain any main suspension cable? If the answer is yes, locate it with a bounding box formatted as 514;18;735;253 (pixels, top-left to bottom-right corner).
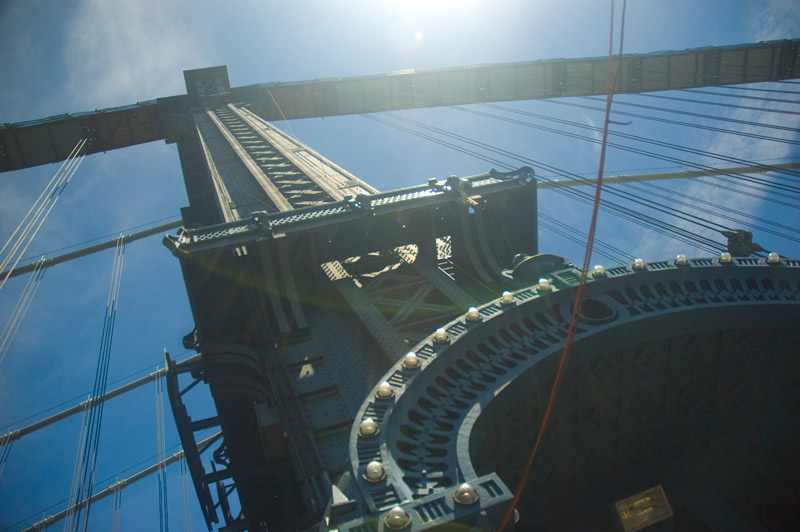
581;96;800;134
459;105;800;190
482;102;800;181
682;87;800;105
362;112;726;254
453;106;800;204
543;99;800;146
636;92;800;116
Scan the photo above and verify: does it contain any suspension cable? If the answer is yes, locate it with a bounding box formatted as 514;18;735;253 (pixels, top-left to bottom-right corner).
718;85;800;95
543;99;800;146
0;258;46;368
17;433;222;532
636;92;800;116
0;136;88;291
457;106;800;193
364;109;730;253
110;476;122;532
156;368;169;532
363;112;726;254
179;456;192;532
0;427;14;480
482;102;800;181
624;182;800;243
64;236;126;532
682;87;800;105
581;95;800;134
499;2;625;530
538;215;633;265
452;106;800;207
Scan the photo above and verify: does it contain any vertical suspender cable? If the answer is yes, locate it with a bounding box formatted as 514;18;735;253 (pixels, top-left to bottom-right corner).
0;428;15;479
179;454;192;532
63;400;92;531
62;235;126;532
110;476;122;532
155;368;169;532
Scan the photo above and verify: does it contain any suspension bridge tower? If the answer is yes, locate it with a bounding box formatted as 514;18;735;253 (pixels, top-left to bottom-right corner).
1;39;800;532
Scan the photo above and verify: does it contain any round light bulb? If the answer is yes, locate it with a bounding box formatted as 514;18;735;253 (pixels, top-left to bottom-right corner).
632;258;646;271
719;252;733;264
376;381;394;399
453;483;480;505
433;328;449;343
402;352;420;369
364;461;385;482
767;252;781;264
537;278;552;292
592;265;606;277
384;506;411;530
500;291;515;304
465;307;482;322
675;254;688;266
359;417;379;438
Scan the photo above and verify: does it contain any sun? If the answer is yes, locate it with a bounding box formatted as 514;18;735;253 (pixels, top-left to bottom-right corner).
415;31;423;40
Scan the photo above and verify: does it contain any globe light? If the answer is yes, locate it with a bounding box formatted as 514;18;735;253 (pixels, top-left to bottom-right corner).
433;328;449;343
384;506;411;530
454;483;480;504
465;307;482;322
537;278;552;292
767;252;781;264
675;254;688;266
376;381;394;399
359;417;379;438
719;252;733;264
402;352;421;369
592;265;606;277
632;258;646;271
500;291;515;304
364;460;385;482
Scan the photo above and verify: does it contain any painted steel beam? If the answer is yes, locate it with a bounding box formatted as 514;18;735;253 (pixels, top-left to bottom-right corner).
0;220;182;280
2;39;797;172
243;39;800;122
0;354;200;443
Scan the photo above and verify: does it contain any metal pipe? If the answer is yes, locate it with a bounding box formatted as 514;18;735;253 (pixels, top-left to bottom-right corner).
0;220;182;280
2;354;201;443
537;161;800;189
23;432;222;532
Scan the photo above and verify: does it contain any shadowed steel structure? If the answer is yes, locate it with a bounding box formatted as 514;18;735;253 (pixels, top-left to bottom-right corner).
4;38;800;532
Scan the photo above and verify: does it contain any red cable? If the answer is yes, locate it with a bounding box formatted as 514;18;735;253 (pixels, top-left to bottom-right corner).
496;1;626;530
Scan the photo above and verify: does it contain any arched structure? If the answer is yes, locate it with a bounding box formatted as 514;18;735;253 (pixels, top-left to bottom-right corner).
340;257;800;531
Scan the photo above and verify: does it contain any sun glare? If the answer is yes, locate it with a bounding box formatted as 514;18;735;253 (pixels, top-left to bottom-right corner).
415;31;423;40
388;0;473;12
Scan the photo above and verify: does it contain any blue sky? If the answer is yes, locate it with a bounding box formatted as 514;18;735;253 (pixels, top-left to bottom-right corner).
0;1;798;530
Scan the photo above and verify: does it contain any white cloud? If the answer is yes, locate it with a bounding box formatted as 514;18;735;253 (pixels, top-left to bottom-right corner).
749;0;800;41
64;0;210;109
